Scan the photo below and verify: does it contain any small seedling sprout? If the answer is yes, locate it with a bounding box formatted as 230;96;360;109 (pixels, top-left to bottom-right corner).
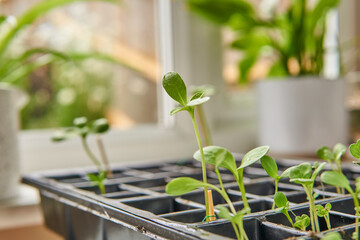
321;232;342;240
52;116;111;194
315;203;332;230
320;171;359;239
282;162;326;233
317;143;346;194
274;192;294;228
162;72;211;220
260;155;289;209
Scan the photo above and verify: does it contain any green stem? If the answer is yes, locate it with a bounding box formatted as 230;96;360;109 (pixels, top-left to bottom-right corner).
215;168;225;192
231;222;241;240
305;186;320;232
190;111;210;220
196;105;212;146
81;137;102;171
351;192;359;239
237;218;248;240
237;169;250;212
324;214;331;230
272;179;279;210
284;211;294;227
98;179;105;194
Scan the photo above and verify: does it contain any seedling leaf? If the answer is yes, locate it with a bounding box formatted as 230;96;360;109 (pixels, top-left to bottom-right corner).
320;171;352;192
279;166;295;179
187;97;210;106
294;214;310;230
51;130;66;142
216;206;232;221
289;163;312;180
290;178;314;185
260;155;278;179
311;162;326;180
190;91;205;100
317;146;334;161
333;143;346;162
92;118;109;133
274;192;288;208
162;72;187;107
165;177;205;196
193;146;237;174
239;146;270;169
74;117;88;128
170;106;188;115
350;140;360;159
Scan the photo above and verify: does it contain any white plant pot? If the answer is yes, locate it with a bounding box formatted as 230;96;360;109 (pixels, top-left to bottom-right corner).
256;77;348;155
0;87;20;200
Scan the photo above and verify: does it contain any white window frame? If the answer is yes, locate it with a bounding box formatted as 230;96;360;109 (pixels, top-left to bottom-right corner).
19;0;259;173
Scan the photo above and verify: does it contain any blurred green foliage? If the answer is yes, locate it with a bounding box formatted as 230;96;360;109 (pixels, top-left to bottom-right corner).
186;0;340;84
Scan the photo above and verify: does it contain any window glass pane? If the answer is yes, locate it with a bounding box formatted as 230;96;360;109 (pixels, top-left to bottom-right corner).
1;0;160;129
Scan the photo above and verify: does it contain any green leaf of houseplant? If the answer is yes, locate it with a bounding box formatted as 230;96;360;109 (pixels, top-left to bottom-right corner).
260;155;278;179
162;72;188;107
165;177;206;196
239;145;270;169
350;140;360;159
320;171;352;193
193;146;237;175
187;97;210;107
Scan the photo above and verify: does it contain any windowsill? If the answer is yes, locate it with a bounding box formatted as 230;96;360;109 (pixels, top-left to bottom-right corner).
0;184;41;230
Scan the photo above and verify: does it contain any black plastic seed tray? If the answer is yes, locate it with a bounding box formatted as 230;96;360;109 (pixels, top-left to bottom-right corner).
22;158;360;239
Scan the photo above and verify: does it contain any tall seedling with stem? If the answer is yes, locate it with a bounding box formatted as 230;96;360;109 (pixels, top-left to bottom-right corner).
321;171;360;239
282;162;326;233
52;116;111;194
317;143;346;193
194;145;269;212
167;146;267;239
260;155;289;209
162;72;212;219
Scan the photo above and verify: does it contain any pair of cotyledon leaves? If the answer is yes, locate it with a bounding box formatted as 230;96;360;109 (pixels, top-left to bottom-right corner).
166;145;270;196
162;72;210;115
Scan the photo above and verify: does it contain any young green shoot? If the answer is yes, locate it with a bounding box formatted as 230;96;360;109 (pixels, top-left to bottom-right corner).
285;162;326;233
260;155;289;209
317;143;346;194
294;214;311;231
316;203;332;230
321;171;359;239
162;72;211;219
165;176;247;240
52;116;111;194
350;140;360;166
194;145;269;212
274;192;294;228
217;206;250;240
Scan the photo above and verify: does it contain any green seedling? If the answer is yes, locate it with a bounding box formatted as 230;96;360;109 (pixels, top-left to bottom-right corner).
282;162;326;233
317;143;346;194
162;72;211;219
294;214;311;231
260;155;290;209
217;206;250;240
274;192;294;228
321;232;342;240
316;203;332;230
166;177;247;239
52;116;111;194
321;171;360;240
194;145;269;212
350;140;360;165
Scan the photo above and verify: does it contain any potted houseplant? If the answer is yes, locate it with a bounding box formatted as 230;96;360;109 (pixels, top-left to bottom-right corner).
0;0;121;200
184;0;347;155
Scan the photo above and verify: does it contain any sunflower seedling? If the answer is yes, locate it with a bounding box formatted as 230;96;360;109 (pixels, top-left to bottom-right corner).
281;162;326;233
162;71;212;219
317;143;346;193
320;171;360;239
316;203;332;230
260;155;290;209
52;116;111;194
